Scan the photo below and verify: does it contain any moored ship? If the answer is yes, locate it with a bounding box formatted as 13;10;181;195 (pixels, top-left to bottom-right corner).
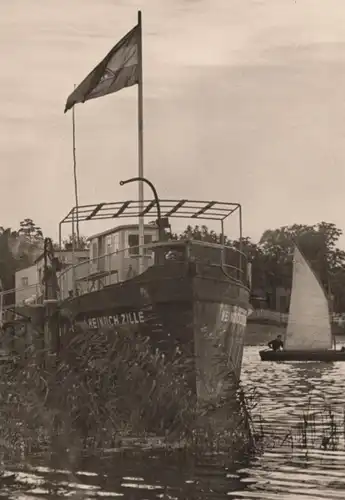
2;198;250;403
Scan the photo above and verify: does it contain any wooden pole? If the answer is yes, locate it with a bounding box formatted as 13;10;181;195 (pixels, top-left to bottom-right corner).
72;85;80;247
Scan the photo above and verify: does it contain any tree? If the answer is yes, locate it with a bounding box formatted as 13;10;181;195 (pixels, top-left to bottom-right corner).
177;222;345;313
18;218;43;243
0;228;20;294
258;222;345;312
0;219;46;301
15;219;44;267
259;222;345;269
177;225;230;245
230;236;260;260
63;234;89;251
0;225;40;303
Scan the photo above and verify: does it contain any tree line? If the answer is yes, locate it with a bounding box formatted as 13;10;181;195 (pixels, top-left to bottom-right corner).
2;218;345;312
177;222;345;313
0;219;88;292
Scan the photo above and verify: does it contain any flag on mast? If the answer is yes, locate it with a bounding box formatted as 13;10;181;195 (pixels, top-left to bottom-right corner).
64;23;140;113
64;11;146;274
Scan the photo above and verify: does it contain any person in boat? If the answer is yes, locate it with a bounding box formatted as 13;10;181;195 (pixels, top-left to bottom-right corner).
268;334;284;351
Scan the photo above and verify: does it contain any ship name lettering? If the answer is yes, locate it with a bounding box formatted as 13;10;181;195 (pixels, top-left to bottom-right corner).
87;311;145;329
220;306;247;327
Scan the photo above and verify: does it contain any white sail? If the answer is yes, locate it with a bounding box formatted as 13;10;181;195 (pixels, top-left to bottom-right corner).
284;246;332;351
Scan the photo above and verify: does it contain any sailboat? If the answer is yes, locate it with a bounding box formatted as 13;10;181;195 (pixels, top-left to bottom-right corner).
259;245;345;362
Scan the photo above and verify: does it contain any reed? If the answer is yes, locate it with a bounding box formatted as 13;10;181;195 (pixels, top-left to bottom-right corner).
247;395;345;452
289;401;342;450
0;325;256;464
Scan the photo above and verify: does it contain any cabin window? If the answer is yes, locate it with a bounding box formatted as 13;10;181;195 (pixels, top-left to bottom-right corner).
128;234;153;255
92;241;98;262
21;277;28;287
113;233;120;253
106;235;112;254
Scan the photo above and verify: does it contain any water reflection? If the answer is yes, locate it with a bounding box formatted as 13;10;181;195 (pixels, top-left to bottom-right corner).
2;345;345;499
236;346;345;498
0;454;247;499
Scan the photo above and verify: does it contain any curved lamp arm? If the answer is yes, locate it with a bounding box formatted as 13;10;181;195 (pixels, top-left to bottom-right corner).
119;176;163;240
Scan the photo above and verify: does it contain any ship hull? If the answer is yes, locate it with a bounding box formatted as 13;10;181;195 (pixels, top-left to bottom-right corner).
60;262;250;403
259;348;345;362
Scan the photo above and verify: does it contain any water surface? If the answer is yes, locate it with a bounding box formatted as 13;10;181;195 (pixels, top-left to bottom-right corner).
2;345;345;499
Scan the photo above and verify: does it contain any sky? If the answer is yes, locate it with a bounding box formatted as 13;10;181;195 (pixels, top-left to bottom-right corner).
1;0;345;244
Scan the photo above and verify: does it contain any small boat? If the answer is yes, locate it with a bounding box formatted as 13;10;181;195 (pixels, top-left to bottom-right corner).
259;245;345;362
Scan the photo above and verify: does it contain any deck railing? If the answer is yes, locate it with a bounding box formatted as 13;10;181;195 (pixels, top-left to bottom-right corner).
0;239;249;321
0;283;43;324
57;239;249;299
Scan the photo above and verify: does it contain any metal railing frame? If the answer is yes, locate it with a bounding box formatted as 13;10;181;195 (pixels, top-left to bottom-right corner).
58;239;247;295
0;240;248;319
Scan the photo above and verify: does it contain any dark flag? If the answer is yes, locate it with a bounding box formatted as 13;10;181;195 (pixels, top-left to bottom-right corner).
64;24;140;113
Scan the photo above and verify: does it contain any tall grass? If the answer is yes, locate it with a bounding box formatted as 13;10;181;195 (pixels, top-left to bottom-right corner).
0;325;256;464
